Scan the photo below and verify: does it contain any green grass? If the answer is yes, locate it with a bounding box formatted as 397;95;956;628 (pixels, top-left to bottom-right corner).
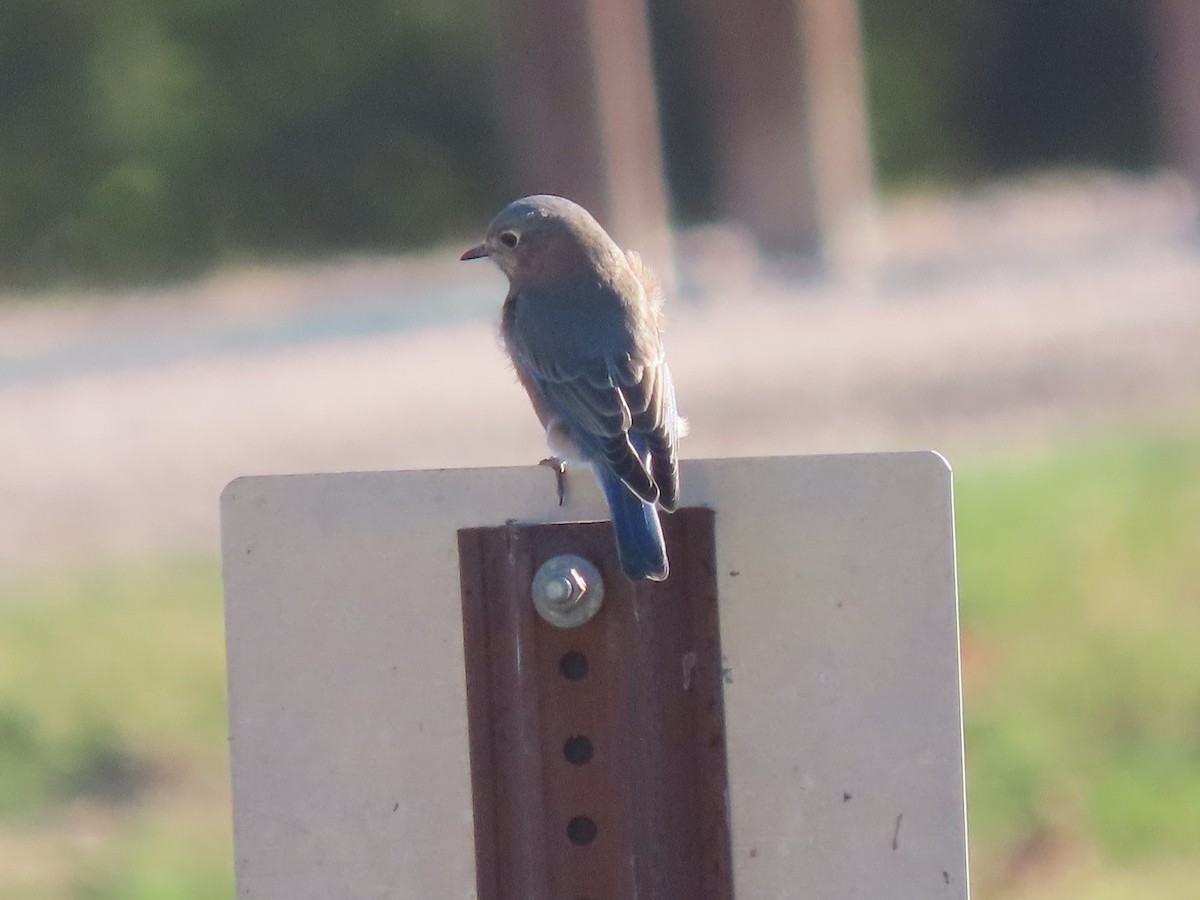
0;560;232;898
1;428;1198;897
957;429;1200;896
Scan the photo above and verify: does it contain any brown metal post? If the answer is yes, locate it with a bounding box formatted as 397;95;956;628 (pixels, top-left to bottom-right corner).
490;0;674;279
1154;0;1200;206
702;0;875;262
458;508;731;900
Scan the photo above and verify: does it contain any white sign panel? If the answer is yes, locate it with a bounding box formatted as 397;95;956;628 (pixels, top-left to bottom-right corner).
221;452;967;898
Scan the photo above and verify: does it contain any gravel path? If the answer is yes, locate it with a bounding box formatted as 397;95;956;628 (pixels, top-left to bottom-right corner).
2;173;1198;567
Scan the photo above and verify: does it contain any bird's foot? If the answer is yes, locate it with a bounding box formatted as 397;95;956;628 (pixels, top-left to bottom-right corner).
538;457;567;506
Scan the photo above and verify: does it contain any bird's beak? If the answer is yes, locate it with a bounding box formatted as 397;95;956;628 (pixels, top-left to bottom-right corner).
460;243;488;261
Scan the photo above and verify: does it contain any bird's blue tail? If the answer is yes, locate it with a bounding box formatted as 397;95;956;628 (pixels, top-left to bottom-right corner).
597;466;668;581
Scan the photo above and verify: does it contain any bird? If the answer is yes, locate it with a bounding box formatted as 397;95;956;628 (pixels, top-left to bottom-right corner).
461;195;682;581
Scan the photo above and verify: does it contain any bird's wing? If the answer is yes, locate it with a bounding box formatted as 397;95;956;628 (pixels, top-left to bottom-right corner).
624;252;681;512
508;261;678;509
522;351;659;505
617;349;680;513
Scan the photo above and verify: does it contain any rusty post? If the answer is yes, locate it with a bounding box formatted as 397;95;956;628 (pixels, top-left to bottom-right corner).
458;508;731;900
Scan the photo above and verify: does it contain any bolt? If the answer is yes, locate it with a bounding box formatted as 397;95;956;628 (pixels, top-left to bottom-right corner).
544;570;587;606
543;576;573;604
532;555;604;628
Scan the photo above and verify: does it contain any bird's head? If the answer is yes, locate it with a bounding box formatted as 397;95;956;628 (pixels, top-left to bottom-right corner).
460;195;621;285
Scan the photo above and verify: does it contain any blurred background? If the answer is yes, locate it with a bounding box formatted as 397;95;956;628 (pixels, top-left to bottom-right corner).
2;0;1199;897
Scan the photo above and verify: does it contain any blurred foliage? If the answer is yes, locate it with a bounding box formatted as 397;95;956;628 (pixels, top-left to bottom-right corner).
0;0;1167;286
648;0;719;224
957;428;1200;895
0;559;233;898
861;0;1162;185
0;0;504;288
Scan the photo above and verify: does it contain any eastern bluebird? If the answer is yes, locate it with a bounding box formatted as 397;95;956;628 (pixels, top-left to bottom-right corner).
461;195;682;581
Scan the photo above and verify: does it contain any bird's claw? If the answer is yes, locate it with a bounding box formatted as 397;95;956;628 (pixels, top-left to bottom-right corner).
539;457;567;506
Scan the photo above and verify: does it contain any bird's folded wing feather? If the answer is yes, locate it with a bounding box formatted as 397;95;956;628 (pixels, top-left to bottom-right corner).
524;355;659;504
509;255;679;510
624;252;681;512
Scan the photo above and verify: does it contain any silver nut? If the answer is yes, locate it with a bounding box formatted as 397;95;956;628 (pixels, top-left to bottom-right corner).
532;555;604;628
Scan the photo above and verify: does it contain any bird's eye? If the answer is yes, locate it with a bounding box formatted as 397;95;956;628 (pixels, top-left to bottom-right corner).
498;230;520;249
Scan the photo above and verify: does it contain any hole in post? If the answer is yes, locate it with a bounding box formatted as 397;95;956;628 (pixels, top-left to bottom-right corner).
563;735;594;765
559;651;588;681
567;815;597;845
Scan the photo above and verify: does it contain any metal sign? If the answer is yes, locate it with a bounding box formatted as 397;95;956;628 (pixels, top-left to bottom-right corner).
221;453;967;899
